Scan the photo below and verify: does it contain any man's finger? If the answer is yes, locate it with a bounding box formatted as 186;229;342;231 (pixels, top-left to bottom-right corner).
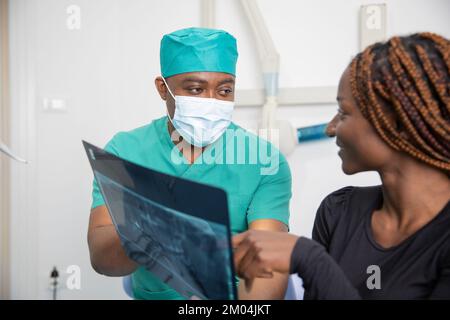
232;231;248;248
236;244;258;279
244;277;254;292
233;237;252;267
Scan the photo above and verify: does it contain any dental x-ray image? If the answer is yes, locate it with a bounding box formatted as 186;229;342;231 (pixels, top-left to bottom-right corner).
83;141;237;300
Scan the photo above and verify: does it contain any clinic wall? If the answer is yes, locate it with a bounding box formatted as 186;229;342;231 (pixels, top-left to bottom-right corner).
8;0;450;299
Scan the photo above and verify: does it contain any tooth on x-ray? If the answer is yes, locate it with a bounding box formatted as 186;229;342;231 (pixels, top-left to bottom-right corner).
0;142;28;163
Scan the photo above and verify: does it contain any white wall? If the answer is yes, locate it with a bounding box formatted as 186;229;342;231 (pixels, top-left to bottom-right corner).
8;0;450;299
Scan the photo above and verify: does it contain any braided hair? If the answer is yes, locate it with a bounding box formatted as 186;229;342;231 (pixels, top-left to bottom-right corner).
350;33;450;172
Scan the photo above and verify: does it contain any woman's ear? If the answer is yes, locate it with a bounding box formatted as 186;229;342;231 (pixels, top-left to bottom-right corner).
395;119;410;140
154;76;167;100
378;97;410;140
388;110;410;140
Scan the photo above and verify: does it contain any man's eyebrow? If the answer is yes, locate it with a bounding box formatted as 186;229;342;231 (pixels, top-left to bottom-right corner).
181;77;208;84
218;78;235;85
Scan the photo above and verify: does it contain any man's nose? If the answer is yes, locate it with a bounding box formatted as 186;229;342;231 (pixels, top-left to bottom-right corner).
199;89;214;99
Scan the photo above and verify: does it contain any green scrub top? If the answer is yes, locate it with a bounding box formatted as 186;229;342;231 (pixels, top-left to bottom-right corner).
91;116;292;300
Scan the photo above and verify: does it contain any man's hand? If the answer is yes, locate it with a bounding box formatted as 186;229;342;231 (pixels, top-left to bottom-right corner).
232;229;299;291
88;205;138;276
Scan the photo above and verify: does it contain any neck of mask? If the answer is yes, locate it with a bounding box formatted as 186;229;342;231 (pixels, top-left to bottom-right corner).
162;76;234;148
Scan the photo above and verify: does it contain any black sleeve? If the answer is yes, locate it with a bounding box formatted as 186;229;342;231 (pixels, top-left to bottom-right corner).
296;187;359;300
429;249;450;299
311;187;354;248
290;237;361;300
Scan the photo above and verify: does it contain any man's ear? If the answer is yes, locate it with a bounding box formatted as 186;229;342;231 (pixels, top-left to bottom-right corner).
155;76;167;100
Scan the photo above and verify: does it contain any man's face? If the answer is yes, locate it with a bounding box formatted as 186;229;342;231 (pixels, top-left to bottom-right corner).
155;72;236;119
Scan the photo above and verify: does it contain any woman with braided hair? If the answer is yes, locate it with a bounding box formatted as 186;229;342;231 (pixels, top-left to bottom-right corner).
232;33;450;299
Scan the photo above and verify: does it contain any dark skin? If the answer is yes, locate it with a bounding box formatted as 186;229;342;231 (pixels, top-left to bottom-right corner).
232;66;450;287
154;72;235;164
88;71;288;299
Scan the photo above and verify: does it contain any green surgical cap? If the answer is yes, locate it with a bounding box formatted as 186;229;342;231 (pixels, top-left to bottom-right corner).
160;27;238;78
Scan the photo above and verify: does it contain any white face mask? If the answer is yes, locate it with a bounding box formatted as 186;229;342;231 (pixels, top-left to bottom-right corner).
162;76;234;148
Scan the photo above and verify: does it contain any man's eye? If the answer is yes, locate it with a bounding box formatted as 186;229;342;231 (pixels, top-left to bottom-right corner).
188;88;203;94
219;89;233;95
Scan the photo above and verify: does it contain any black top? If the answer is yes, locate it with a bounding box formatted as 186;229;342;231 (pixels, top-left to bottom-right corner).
290;186;450;299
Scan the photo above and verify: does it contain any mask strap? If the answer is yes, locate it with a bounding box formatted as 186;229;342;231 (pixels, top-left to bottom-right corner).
161;76;176;101
161;76;176;123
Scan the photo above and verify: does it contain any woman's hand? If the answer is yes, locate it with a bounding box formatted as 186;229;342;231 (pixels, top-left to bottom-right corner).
232;230;299;291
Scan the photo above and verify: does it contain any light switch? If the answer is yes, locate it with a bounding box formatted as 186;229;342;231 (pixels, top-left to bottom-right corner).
43;98;67;112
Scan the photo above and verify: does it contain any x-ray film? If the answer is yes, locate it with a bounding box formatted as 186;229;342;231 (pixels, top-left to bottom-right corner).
83;141;237;300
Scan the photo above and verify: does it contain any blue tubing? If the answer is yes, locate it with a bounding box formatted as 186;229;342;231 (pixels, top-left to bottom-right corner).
297;123;329;143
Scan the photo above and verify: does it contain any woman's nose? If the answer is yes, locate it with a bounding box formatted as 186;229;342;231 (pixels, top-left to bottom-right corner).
326;116;337;137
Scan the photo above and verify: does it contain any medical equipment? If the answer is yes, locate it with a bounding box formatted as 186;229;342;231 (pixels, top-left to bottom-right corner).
0;141;27;163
